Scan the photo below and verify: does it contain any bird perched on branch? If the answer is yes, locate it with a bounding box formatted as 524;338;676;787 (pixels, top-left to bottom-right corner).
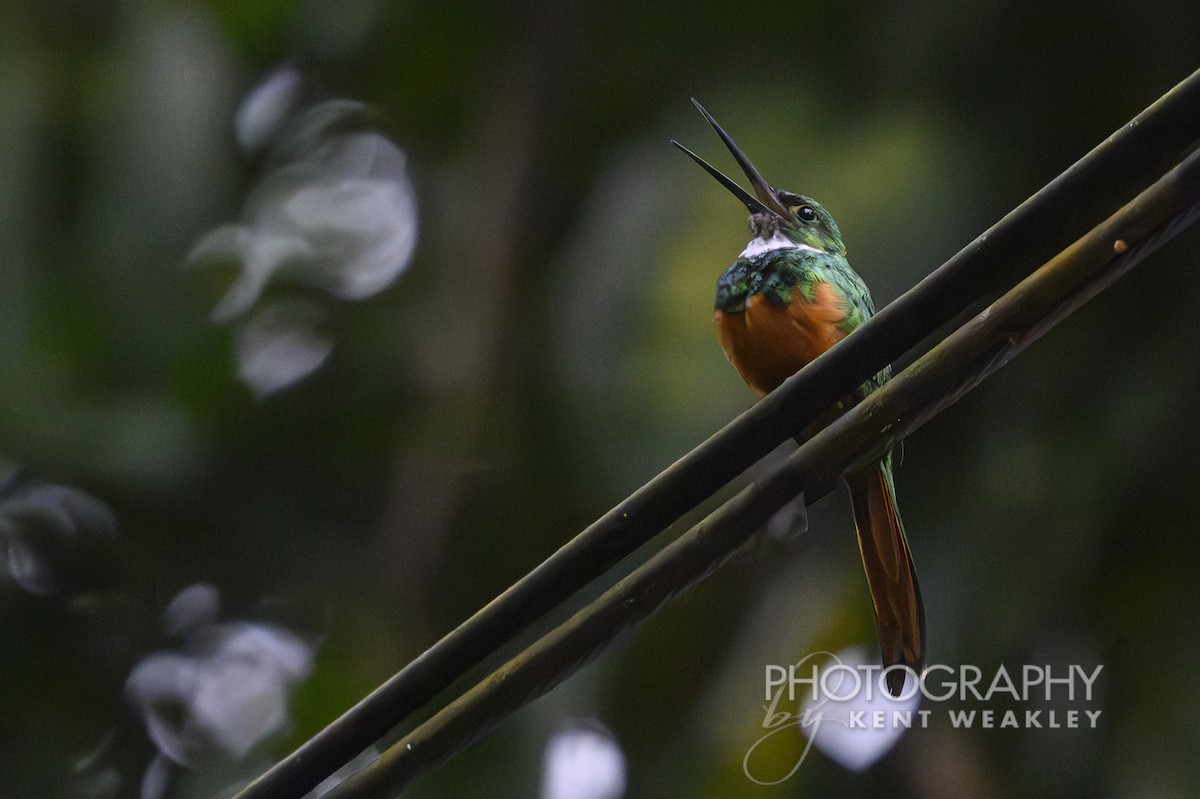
673;101;924;696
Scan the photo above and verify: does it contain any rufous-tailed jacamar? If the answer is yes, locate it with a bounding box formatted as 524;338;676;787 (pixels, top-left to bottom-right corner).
673;100;924;696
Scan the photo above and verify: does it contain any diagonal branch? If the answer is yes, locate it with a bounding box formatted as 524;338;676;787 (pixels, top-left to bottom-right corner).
322;142;1200;799
233;68;1200;799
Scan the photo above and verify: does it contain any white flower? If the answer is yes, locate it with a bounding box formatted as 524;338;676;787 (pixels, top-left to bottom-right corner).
126;587;314;766
798;647;920;771
0;481;116;595
541;721;626;799
187;69;419;396
234;299;333;398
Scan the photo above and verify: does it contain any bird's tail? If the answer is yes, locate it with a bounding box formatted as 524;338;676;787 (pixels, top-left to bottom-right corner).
845;460;925;696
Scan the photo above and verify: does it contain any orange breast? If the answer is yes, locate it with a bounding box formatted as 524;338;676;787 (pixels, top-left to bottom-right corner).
714;283;848;396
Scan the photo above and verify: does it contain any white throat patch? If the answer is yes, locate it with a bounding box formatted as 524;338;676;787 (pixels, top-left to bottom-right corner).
738;234;820;259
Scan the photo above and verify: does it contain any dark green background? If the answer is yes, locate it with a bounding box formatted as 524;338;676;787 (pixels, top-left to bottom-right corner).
2;0;1199;796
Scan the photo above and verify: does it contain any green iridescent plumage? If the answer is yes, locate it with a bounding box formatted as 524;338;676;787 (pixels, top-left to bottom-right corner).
715;231;886;394
675;100;925;696
716;246;872;329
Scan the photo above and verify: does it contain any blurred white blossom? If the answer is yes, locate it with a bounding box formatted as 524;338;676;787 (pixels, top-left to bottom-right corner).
188;67;418;396
0;476;116;595
139;753;174;799
162;581;221;637
541;721;626;799
799;647;919;771
234;67;304;155
234;298;334;397
126;584;315;770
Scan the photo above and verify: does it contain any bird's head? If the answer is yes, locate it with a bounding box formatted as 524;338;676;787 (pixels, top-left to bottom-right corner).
672;100;845;257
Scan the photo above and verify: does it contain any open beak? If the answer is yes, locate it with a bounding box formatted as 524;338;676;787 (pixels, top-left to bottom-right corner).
671;99;796;223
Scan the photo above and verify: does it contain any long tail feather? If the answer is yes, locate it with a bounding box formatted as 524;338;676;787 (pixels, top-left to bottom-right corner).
845;461;925;696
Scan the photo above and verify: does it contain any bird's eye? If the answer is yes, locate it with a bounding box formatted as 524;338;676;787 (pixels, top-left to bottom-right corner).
793;205;817;222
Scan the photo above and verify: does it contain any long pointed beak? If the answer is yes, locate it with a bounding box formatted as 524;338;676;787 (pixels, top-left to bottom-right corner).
670;140;775;216
684;99;796;222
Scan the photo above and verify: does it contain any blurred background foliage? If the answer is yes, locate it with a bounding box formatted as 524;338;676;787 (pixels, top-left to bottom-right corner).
2;0;1200;796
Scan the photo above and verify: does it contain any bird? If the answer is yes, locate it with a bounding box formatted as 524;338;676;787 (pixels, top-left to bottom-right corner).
672;100;924;696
